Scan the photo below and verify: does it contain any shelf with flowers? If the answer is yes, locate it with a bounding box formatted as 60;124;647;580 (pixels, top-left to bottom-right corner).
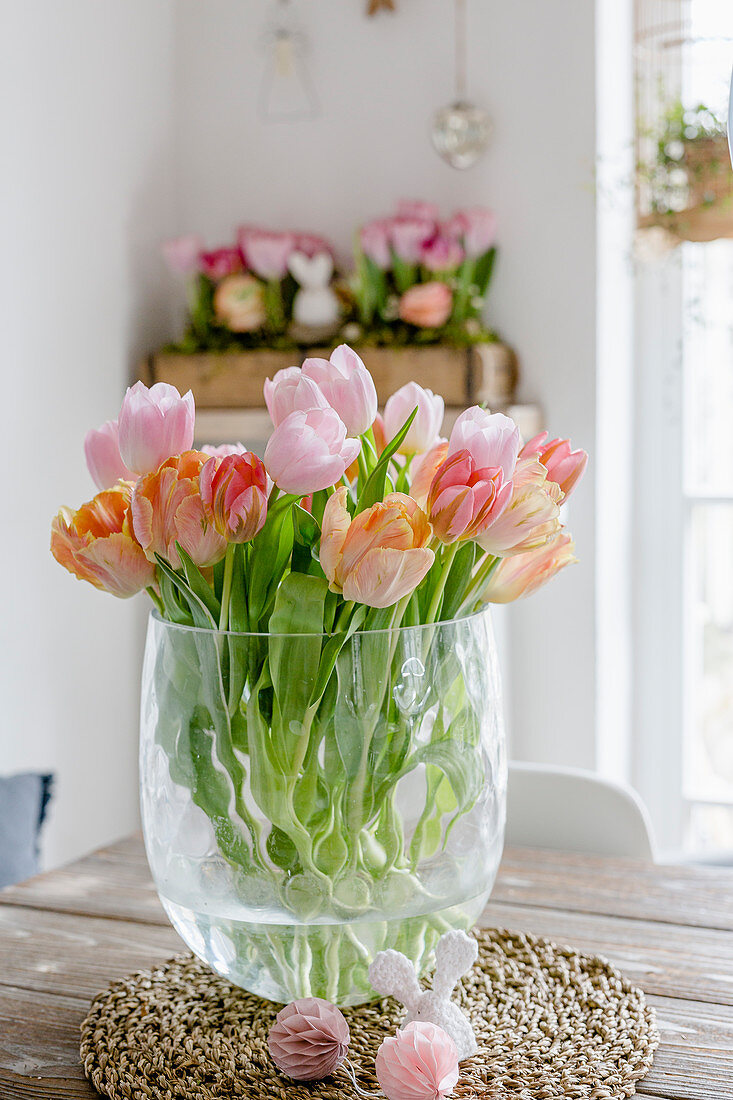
51;344;586;1005
150;202;516;412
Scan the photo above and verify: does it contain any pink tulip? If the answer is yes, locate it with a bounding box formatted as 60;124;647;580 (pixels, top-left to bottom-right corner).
447;407;520;481
201;443;247;458
51;483;155;599
482;530;577;603
302;345;378;436
426;449;512;543
118;381;195;476
399;282;453;328
360;219;392;269
84;419;135;490
396;199;441;224
264;407;361;495
320;487;434;608
200;452;269;543
478;456;562;556
445;207;496;257
421;234;464;273
131;451;227;569
383;382;444;456
294;232;334;259
520;431;588;498
390;218;434;264
264;366;331;427
238;228;295;280
198;247;243;280
376;1022;459;1100
161;234;204;275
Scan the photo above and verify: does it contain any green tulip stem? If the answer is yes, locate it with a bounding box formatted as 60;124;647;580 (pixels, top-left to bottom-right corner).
219;545;235;632
426;542;459;623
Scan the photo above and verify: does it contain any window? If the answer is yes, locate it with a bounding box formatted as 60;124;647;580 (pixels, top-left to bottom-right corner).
633;0;733;856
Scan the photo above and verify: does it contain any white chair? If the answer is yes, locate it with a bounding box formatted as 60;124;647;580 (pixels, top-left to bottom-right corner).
506;761;655;860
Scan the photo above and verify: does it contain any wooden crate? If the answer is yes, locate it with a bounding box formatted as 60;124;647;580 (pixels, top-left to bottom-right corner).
141;343;518;410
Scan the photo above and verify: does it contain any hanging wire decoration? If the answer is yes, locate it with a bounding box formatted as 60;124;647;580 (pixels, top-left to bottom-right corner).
367;0;396;14
431;0;491;169
259;0;319;122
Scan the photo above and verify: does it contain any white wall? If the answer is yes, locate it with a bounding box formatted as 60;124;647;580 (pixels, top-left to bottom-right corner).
1;1;178;868
174;0;598;766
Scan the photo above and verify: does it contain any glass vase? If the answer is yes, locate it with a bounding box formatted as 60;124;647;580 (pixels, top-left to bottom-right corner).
140;608;506;1006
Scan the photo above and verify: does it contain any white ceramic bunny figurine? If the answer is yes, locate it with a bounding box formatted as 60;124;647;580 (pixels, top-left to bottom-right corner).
368;930;479;1061
288;250;340;327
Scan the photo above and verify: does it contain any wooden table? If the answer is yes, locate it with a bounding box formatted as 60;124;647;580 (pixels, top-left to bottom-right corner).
1;836;732;1099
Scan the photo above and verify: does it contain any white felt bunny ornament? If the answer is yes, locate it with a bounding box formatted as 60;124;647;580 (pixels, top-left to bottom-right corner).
368;930;479;1061
288;250;340;327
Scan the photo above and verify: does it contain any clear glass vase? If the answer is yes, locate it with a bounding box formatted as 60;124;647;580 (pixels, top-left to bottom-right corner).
140;608;506;1006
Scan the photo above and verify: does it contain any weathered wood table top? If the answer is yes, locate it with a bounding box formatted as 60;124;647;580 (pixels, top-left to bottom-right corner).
1;836;732;1099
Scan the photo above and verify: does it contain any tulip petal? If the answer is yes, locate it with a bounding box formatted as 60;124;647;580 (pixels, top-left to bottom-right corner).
342;547;434;608
319;487;352;586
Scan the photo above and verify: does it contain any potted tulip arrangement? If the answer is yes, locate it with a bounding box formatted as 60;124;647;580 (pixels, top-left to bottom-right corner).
164;226;338;352
352;199;498;347
51;345;586;1006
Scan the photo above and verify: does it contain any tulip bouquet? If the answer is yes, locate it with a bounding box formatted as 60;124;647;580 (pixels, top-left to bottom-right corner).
51;344;586;1003
353;200;498;346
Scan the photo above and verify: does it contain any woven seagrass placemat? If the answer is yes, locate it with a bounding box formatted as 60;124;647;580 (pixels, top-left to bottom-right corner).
80;927;659;1099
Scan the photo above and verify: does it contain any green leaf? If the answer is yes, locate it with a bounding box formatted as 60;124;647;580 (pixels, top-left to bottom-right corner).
154;554;217;630
175;542;221;622
473;246;497;298
441;542;477;621
399;730;482;816
268;573;328;762
248;504;295;624
356;406;418;514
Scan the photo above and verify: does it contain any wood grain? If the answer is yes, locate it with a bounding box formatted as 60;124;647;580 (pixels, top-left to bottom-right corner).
148;345;473;409
3;837;733;1099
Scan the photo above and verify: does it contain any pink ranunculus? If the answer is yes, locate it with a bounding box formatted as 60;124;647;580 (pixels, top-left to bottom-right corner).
263;366;331;428
383;382;445;456
131;451;227;569
520;431;588;498
360;219;392;269
389;217;434;265
398;282;453;328
238;228;295;280
84;420;135;490
445;207;496;257
161;234;204;275
478;456;562;556
264;407;361;495
294;232;334;259
426;449;512;544
396;199;441;224
421;233;464;273
376;1022;459;1100
320;487;434;608
302;345;378;437
118;380;195;477
447;406;520;482
198;247;243;281
482;530;577;603
214;273;267;332
200;452;269;543
201;443;247;458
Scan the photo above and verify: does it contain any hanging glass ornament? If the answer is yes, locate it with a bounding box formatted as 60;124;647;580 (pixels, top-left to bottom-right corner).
260;0;319;122
431;0;492;169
